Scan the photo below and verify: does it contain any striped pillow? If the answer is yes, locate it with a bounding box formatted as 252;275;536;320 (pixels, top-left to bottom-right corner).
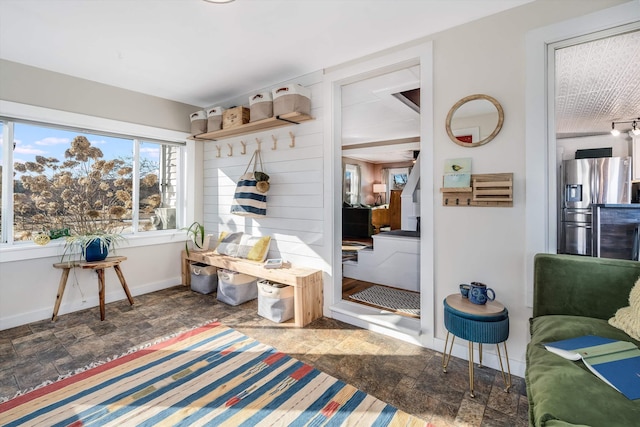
214;232;243;257
237;235;271;262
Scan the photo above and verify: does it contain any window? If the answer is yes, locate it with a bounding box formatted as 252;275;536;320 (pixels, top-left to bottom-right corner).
388;167;409;191
1;119;183;244
139;141;179;231
344;163;360;205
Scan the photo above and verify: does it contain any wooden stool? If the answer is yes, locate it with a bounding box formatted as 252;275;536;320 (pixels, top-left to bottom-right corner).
52;256;134;321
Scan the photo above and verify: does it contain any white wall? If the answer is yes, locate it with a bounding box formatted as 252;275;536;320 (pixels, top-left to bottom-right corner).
0;63;199;330
427;0;628;376
0;0;631;378
0;59;196;132
0;243;184;329
558;134;630;160
201;71;329;272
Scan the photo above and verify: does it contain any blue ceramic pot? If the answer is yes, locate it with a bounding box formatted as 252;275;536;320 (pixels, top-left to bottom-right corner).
85;239;109;262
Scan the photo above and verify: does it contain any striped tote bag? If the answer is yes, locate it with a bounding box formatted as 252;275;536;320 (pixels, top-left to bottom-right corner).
231;149;269;217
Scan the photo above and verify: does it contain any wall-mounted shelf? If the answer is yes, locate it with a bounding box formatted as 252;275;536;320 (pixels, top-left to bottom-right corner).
188;112;313;142
441;173;513;207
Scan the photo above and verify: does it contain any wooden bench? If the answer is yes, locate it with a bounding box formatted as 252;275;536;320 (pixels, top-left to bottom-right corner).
181;251;323;327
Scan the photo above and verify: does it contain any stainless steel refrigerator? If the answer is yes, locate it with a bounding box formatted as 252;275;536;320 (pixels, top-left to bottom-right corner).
559;157;631;256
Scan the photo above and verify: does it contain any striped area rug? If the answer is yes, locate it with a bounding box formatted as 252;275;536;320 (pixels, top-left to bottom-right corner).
0;322;428;426
350;285;421;316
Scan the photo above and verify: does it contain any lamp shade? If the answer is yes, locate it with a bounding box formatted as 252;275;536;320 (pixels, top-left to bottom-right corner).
373;184;387;193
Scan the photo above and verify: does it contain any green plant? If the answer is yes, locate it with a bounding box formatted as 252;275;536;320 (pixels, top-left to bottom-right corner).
184;221;205;255
62;231;126;262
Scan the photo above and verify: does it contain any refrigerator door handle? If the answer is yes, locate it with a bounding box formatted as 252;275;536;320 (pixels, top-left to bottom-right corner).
591;162;598;204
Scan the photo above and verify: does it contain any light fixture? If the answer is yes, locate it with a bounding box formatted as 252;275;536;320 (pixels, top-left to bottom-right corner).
373;184;387;205
610;118;640;136
611;122;620;136
202;0;235;3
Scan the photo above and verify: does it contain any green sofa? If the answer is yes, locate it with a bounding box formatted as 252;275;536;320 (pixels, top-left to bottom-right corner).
526;254;640;427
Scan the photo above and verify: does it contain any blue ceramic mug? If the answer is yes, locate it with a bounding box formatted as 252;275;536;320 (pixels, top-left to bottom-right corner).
469;282;495;305
459;283;471;298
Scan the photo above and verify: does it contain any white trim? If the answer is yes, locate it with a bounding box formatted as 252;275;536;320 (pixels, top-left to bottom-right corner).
324;40;435;347
0;231;185;263
0;275;181;330
524;1;640;307
0;100;192;253
1;122;14;243
0;100;189;143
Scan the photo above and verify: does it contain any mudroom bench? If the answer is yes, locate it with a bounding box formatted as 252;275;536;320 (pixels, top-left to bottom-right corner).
181;250;323;327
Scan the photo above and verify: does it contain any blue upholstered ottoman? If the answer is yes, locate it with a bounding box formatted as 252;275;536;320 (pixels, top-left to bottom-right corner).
442;294;511;397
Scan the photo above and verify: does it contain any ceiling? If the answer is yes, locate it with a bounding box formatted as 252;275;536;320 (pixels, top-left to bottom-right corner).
1;1;638;164
555;29;640;138
0;0;533;107
342;28;640;163
341;66;420;164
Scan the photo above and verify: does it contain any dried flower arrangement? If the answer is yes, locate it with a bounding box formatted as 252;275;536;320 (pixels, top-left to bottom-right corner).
14;135;161;260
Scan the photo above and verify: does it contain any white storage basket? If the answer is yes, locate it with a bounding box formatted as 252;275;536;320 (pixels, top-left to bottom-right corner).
249;92;273;122
257;279;294;323
272;84;311;116
217;269;258;306
189;110;207;135
206;106;224;132
190;263;217;294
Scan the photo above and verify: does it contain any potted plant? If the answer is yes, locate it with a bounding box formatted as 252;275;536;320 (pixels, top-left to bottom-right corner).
184;221;211;255
63;231;127;262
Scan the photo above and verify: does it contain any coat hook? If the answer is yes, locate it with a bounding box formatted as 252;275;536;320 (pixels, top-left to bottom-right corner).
215;145;221;158
255;138;262;151
240;141;246;155
271;135;277;150
227;143;233;157
289;131;295;148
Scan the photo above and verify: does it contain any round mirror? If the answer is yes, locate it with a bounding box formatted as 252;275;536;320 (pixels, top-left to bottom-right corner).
445;94;504;147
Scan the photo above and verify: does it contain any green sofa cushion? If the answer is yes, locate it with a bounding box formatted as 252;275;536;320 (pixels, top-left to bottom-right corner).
527;315;640;427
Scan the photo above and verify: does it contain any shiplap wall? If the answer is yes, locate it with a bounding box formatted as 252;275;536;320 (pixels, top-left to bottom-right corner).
202;71;328;270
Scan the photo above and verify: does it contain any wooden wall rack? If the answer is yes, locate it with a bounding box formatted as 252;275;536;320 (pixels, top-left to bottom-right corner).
188;112;313;142
440;173;513;207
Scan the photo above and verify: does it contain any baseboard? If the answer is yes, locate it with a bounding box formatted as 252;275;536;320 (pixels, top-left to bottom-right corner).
0;277;182;331
432;335;526;378
330;300;525;378
330;300;423;345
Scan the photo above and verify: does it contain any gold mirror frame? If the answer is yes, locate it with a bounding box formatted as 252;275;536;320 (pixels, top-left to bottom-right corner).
445;94;504;147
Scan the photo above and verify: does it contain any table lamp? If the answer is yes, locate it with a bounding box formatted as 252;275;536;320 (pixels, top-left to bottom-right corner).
373;183;387;205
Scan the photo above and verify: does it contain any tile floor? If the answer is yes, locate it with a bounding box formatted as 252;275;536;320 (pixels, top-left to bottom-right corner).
0;286;529;426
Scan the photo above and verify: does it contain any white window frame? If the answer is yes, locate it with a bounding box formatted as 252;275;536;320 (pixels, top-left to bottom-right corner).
0;100;192;262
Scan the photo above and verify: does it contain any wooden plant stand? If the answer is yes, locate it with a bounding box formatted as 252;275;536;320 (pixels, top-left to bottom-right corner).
52;256;134;321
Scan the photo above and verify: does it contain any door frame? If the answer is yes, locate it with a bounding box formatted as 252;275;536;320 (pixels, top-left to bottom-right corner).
524;1;640;306
323;40;435;345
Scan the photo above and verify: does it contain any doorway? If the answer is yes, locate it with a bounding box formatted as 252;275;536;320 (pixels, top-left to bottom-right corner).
524;2;639;306
553;28;640;259
325;40;434;341
340;66;421;317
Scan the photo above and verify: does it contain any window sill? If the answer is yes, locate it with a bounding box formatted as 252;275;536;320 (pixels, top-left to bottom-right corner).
0;231;185;263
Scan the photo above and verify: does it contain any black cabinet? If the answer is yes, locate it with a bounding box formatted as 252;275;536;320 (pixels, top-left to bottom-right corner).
592;204;640;260
342;207;374;239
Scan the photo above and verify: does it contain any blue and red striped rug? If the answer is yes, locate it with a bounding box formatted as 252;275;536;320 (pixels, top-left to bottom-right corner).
0;322;429;426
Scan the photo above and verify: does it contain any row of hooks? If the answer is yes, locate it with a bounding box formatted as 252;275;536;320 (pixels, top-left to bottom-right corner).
215;131;296;158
